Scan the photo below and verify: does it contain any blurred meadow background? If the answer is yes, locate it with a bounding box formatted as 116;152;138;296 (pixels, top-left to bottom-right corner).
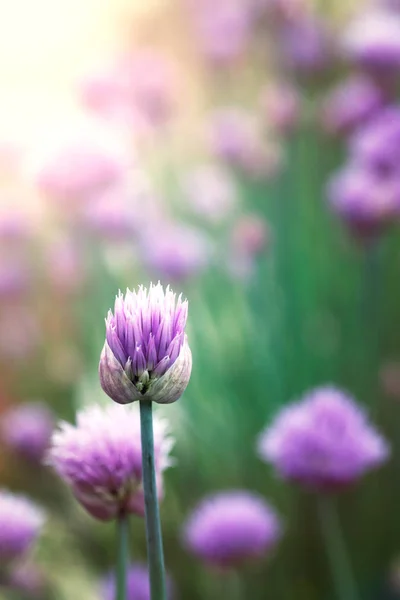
2;0;400;598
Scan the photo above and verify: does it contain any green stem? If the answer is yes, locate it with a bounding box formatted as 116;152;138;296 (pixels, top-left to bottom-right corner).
140;401;167;600
317;495;360;600
116;513;129;600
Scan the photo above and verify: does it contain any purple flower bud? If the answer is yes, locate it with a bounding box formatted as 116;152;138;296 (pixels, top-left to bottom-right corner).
183;491;282;569
99;283;191;405
342;9;400;71
327;165;400;240
182;165;237;224
101;563;173;600
258;386;389;491
0;490;45;566
47;404;173;520
321;76;385;136
140;225;212;281
1;402;54;463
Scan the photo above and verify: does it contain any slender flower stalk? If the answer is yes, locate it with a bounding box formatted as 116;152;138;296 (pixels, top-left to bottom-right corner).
116;514;129;600
317;495;360;600
140;401;167;600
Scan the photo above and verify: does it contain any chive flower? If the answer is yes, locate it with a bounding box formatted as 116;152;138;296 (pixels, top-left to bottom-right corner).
47;404;174;521
99;283;192;405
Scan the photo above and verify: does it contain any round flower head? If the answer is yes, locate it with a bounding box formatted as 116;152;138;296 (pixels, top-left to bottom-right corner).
342;9;400;71
47;404;173;520
327;165;400;240
183;491;282;569
258;386;389;491
99;283;192;405
140;224;212;281
350;106;400;174
1;402;54;462
0;490;45;566
101;563;173;600
321;76;384;136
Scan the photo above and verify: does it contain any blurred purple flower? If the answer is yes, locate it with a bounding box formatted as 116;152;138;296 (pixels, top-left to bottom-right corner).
182;165;237;223
321;76;385;136
80;185;139;241
327;165;400;240
47;404;173;521
258;386;389;491
279;15;331;73
102;563;173;600
1;402;54;463
0;210;32;244
208;108;281;178
0;490;45;566
183;491;282;569
342;9;400;71
140;223;212;281
186;0;252;65
231;214;269;256
259;81;300;134
350;106;400;173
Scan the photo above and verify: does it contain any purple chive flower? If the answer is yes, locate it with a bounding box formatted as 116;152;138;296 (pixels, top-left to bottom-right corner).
80;185;139;241
1;402;54;463
279;15;331;74
182;165;237;224
349;106;400;174
99;283;192;405
208;108;281;178
0;490;45;566
342;9;400;71
327;165;400;240
258;386;389;491
140;225;212;281
0;258;30;299
321;75;385;136
47;404;173;521
102;563;173;600
186;0;252;65
183;491;282;569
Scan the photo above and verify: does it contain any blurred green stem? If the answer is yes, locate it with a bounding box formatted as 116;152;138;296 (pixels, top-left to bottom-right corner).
116;513;129;600
223;571;244;600
317;495;359;600
140;401;167;600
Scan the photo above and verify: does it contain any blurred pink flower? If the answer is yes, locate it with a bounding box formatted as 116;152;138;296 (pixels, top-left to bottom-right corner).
208;108;281;179
45;237;84;294
182;164;237;223
81;50;176;128
140;222;212;281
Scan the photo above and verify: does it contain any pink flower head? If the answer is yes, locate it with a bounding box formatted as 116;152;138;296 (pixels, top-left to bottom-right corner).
258;386;389;491
1;402;54;462
47;404;174;520
183;491;282;568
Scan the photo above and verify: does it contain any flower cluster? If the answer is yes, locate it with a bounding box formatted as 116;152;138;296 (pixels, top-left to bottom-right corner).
258;386;389;490
183;491;282;568
47;403;174;520
0;490;45;566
